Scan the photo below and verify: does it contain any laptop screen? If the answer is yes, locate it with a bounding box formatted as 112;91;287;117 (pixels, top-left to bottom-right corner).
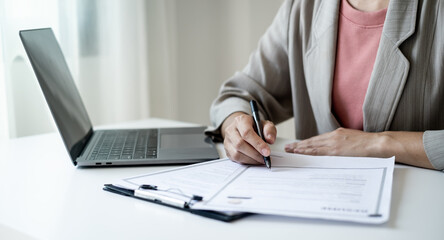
20;28;93;162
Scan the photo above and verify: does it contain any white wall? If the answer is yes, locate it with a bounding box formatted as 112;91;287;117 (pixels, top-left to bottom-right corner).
0;19;8;140
161;0;284;125
147;0;294;138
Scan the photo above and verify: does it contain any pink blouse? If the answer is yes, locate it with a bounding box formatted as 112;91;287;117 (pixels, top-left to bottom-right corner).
332;0;387;130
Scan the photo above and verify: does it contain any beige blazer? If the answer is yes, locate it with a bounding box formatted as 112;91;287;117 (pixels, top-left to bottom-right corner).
209;0;444;170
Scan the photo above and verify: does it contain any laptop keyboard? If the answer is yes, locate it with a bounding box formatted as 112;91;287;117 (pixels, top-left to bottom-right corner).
88;129;158;160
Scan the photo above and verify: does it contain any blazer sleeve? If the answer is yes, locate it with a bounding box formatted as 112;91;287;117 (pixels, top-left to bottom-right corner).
208;0;295;140
423;131;444;171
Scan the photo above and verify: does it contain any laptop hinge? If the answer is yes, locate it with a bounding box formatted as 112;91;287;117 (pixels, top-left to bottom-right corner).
69;128;94;165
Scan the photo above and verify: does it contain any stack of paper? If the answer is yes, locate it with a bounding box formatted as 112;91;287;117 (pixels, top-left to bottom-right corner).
112;151;395;224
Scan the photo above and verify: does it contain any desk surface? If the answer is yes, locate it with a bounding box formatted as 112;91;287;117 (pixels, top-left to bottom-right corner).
0;118;443;240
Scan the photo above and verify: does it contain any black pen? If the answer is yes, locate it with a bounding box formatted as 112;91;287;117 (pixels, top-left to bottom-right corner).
249;100;271;169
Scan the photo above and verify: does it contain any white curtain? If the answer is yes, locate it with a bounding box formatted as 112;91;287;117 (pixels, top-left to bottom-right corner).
0;0;150;139
0;0;61;139
73;0;150;126
0;0;292;141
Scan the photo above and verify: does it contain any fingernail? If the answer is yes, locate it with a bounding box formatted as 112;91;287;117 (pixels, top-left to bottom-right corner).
262;148;269;156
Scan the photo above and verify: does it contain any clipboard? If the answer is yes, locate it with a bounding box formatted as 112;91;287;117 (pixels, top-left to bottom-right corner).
104;153;394;224
103;184;251;222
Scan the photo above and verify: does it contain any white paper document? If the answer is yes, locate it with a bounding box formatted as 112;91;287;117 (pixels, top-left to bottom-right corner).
115;151;394;224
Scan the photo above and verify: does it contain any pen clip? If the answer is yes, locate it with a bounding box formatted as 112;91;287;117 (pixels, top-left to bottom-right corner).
250;100;264;139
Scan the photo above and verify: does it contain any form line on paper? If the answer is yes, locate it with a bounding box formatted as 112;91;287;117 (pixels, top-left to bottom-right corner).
227;196;252;199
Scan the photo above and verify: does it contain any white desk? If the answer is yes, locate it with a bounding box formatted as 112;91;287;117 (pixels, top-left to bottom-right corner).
0;118;443;240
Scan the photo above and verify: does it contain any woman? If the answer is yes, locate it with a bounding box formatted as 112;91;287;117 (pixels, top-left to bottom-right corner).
209;0;444;170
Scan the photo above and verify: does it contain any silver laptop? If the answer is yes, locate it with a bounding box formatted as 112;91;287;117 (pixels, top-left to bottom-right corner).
20;28;219;167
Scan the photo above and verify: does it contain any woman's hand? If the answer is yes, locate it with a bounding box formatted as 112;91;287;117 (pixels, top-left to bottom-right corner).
284;128;382;157
221;112;277;165
284;128;435;169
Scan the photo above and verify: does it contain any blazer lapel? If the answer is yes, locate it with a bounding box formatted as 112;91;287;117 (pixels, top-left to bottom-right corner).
363;0;419;132
304;0;341;133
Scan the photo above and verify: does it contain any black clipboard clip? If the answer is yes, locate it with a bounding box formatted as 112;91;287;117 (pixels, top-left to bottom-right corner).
103;184;251;222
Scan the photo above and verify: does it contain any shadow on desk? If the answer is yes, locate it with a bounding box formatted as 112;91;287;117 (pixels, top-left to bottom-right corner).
0;224;39;240
387;167;408;228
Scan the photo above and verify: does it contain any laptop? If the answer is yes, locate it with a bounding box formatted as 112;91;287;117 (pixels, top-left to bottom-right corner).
19;28;219;167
